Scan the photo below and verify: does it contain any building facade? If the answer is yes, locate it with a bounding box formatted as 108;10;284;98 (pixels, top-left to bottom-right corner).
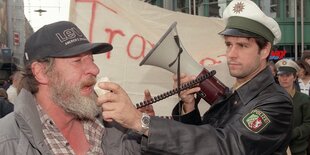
0;0;33;82
145;0;310;60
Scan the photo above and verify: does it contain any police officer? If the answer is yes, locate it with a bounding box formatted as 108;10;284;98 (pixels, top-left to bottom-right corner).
276;59;310;155
97;0;293;154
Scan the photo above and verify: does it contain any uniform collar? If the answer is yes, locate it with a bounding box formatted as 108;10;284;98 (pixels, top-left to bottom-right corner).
235;67;275;105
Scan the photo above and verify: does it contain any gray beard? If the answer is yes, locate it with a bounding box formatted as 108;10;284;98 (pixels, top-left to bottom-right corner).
50;73;100;121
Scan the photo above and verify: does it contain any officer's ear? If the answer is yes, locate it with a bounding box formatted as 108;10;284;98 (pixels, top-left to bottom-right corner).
261;42;272;60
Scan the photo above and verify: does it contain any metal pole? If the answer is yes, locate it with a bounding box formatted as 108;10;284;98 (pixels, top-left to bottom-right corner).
6;0;13;73
301;0;304;56
193;0;196;15
294;0;298;61
7;0;13;50
189;0;192;14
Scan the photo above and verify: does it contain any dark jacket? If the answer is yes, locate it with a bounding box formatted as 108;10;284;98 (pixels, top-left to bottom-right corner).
290;91;310;154
141;67;293;155
0;97;14;118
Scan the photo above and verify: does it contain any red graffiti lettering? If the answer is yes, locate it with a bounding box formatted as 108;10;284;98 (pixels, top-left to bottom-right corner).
75;0;226;67
199;54;224;66
105;28;126;59
76;0;118;42
76;0;117;14
127;34;147;60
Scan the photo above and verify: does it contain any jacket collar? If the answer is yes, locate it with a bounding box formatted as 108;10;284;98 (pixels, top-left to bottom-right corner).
236;67;275;105
14;89;51;154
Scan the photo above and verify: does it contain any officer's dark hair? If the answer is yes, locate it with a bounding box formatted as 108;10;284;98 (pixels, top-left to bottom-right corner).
247;36;269;61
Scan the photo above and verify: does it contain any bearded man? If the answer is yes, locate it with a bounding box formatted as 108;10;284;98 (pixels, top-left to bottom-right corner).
0;21;141;155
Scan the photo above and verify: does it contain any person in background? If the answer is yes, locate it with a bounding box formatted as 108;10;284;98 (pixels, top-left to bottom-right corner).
6;71;22;104
296;60;310;96
302;52;310;66
300;52;310;155
1;80;10;90
268;60;279;83
0;88;14;118
276;59;310;155
96;0;293;154
268;61;277;76
0;21;141;155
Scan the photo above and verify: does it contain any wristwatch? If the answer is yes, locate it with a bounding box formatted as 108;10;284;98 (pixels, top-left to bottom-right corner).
136;113;150;135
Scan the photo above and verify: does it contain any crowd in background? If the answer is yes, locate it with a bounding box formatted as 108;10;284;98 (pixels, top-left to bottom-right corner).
0;71;22;118
268;52;310;155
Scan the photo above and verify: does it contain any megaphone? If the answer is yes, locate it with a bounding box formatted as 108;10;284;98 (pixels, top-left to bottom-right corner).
139;22;229;105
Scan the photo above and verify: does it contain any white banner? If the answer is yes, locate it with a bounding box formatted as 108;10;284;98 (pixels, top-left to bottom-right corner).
70;0;234;116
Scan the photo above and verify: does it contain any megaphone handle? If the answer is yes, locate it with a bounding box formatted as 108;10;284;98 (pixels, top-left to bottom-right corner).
136;70;216;109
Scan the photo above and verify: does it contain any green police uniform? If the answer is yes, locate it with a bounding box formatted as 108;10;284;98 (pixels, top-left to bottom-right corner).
276;59;310;155
290;91;310;155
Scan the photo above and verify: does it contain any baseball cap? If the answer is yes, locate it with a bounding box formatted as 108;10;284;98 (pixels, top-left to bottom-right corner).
24;21;113;65
275;59;300;75
219;0;281;45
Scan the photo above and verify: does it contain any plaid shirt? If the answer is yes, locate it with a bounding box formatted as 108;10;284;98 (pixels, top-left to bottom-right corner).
37;104;104;155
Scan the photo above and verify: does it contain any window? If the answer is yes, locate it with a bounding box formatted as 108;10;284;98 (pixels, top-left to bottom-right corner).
286;0;308;18
286;0;298;18
175;0;203;15
259;0;279;18
208;0;220;17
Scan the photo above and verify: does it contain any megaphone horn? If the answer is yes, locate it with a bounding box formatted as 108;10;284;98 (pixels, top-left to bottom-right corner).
139;22;229;105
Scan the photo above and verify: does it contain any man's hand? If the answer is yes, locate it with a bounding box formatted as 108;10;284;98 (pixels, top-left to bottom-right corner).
173;73;200;113
97;82;143;132
138;89;155;116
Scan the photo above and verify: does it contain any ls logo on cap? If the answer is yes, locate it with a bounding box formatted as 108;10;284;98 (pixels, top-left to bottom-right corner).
233;2;245;14
56;27;88;46
242;109;270;133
